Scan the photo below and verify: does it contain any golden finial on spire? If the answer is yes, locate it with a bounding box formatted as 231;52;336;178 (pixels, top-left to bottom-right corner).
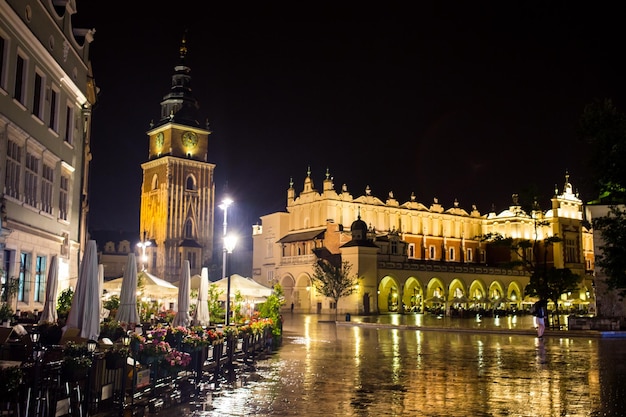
179;30;188;59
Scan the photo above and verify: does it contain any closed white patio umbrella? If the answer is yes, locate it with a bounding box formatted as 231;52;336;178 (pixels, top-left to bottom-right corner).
64;240;101;340
38;254;58;324
192;267;211;326
116;253;141;327
172;260;192;327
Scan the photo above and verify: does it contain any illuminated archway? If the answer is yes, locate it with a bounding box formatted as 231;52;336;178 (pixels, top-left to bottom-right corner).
378;275;400;313
294;274;312;312
279;274;296;311
424;277;446;313
403;277;424;313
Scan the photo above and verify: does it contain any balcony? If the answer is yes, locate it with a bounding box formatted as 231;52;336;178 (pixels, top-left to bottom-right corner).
280;254;316;265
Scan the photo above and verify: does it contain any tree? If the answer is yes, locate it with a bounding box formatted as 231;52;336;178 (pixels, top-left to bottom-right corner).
479;196;581;323
0;268;18;304
577;98;626;203
258;283;285;343
208;284;224;324
578;99;626;299
311;259;358;321
592;205;626;296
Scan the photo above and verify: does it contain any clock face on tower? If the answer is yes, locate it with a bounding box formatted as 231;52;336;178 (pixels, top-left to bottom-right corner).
155;132;164;149
181;131;198;148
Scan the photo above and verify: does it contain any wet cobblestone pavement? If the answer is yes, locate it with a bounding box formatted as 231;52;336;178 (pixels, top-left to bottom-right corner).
157;313;626;416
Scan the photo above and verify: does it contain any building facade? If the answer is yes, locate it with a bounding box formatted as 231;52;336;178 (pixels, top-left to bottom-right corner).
138;35;215;283
252;169;595;315
0;0;96;313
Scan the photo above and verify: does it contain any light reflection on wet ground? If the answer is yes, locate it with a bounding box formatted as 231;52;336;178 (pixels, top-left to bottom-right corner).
178;313;626;416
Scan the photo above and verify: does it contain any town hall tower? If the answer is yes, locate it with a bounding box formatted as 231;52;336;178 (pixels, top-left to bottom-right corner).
139;34;215;282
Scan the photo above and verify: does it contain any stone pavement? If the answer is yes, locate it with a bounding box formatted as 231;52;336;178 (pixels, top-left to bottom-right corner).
342;312;626;338
133;313;626;416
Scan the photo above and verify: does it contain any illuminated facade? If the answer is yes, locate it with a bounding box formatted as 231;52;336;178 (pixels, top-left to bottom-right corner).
252;169;595;315
0;0;96;312
138;35;215;283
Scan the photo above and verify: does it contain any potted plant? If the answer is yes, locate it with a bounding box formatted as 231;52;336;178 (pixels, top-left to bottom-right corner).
0;365;22;403
0;303;13;326
61;341;93;382
105;344;130;370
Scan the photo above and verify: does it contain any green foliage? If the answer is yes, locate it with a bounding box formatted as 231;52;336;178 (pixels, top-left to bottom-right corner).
525;267;581;302
311;259;358;320
479;216;581;308
233;290;244;323
103;294;120;312
0;302;13;322
208;283;224;324
593;205;626;295
0;272;18;304
62;341;94;372
257;283;285;337
577;98;626;203
0;366;22;397
100;319;126;341
57;287;74;319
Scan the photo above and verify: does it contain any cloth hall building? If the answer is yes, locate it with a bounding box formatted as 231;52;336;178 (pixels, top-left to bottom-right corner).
252;170;595;316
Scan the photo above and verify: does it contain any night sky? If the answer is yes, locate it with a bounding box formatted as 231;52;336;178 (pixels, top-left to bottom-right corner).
72;2;625;239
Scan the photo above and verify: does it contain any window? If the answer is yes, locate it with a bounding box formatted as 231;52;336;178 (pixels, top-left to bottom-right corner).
42;163;54;214
408;243;415;258
35;256;46;302
0;36;6;90
49;88;58;131
429;246;436;259
186;251;196;269
185;175;196;191
5;139;21;199
33;72;44;119
64;104;73;144
25;152;40;208
449;247;455;261
565;237;579;263
59;174;69;221
60;232;69;257
466;248;473;262
14;54;26;104
18;252;31;302
265;238;273;258
391;240;398;255
266;269;274;283
184;219;194;238
1;250;14;302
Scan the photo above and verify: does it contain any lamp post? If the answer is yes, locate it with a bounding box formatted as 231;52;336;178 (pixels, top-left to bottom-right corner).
224;234;237;325
85;339;98;416
28;329;45;417
136;231;151;272
219;198;233;280
119;334;131;417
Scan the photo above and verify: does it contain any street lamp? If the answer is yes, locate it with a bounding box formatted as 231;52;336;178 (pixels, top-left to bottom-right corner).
224;233;238;325
85;340;98;415
219;197;233;280
119;334;131;416
136;231;151;271
28;328;45;417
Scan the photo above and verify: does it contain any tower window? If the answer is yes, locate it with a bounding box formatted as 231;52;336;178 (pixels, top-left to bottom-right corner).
184;219;194;238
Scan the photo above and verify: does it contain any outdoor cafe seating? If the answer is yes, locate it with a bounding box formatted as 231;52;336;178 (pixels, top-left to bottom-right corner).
0;320;277;417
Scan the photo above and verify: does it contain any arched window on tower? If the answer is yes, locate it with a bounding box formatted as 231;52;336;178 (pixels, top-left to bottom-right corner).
186;175;196;191
184;219;194;238
151;174;158;191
